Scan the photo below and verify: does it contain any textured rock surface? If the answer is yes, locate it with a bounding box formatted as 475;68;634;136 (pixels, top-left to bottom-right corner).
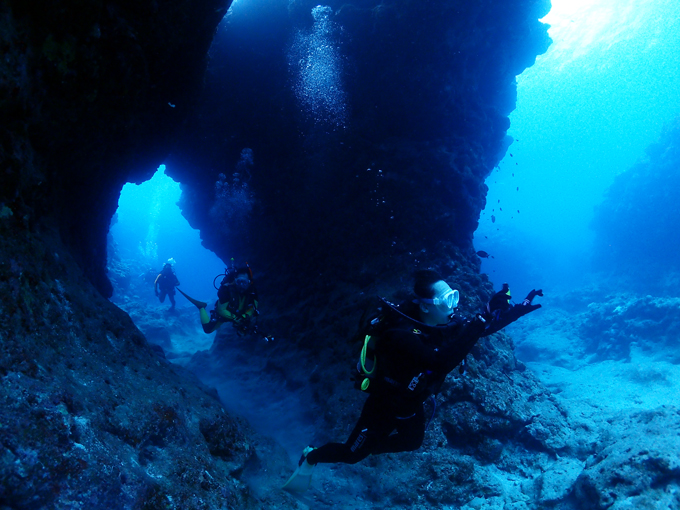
0;0;229;296
573;407;680;510
167;0;552;290
1;1;295;507
591;116;680;282
0;222;295;509
512;289;680;364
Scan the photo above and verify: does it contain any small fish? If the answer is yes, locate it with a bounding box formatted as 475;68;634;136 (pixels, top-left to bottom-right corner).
510;153;513;157
498;199;500;203
476;250;494;259
516;187;519;191
500;208;502;211
491;215;496;223
168;102;176;108
517;210;520;213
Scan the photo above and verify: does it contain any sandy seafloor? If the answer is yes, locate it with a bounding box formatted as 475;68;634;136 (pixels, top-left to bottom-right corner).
114;282;680;509
508;306;680;417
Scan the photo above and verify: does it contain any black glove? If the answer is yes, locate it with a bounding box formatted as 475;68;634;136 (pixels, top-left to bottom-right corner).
523;289;543;305
481;287;543;336
507;289;543;320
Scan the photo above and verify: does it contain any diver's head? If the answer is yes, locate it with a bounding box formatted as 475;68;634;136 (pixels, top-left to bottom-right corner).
167;258;176;266
234;272;250;290
414;269;459;326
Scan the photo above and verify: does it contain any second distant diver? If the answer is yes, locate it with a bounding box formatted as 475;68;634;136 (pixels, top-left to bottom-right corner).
154;258;180;310
179;264;258;334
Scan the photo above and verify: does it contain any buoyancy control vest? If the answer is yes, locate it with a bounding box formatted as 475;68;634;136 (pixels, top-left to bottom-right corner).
355;298;465;402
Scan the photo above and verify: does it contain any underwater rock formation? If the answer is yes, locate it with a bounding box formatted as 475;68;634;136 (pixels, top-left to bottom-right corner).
0;227;293;508
0;0;230;297
592;116;680;282
580;293;680;362
167;0;553;289
513;289;680;365
1;0;295;507
573;407;680;509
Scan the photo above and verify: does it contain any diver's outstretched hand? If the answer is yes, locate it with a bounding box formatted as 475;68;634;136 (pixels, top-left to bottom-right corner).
523;289;543;305
509;288;543;318
514;288;543;317
482;286;543;336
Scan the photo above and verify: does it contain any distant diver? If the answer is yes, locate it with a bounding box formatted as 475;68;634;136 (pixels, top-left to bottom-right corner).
154;258;180;310
179;261;272;341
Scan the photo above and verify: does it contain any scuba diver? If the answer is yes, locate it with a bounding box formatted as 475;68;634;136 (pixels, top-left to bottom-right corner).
283;269;542;492
154;258;180;310
178;262;269;339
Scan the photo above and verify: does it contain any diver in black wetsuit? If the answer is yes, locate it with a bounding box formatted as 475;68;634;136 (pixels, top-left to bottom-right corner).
296;269;542;474
154;259;180;310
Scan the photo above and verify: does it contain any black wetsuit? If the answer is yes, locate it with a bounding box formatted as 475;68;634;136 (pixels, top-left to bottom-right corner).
155;266;179;308
307;302;488;465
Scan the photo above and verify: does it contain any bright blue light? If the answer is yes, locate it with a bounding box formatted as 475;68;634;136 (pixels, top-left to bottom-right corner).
477;0;680;289
111;166;226;303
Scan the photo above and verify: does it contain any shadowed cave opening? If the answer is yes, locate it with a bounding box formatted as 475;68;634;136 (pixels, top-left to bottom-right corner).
109;166;225;305
108;165;317;458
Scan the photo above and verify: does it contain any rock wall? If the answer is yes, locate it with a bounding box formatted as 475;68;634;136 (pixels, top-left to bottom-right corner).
159;1;553;372
0;224;295;508
591;116;680;283
1;1;296;507
167;0;552;289
0;0;229;296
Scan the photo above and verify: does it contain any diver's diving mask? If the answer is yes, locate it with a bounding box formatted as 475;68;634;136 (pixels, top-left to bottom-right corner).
419;288;459;310
234;274;250;290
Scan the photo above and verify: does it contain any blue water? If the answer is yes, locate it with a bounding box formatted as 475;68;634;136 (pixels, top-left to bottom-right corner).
475;0;680;291
110;166;226;303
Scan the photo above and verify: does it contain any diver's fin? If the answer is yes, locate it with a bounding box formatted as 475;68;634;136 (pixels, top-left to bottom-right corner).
176;288;207;309
282;460;315;493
